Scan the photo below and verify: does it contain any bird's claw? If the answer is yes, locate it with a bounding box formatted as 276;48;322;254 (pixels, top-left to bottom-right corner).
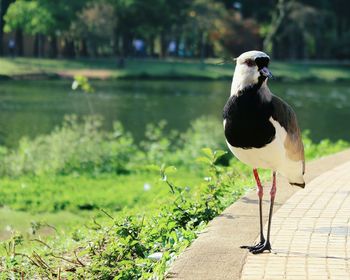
240;238;265;251
250;241;271;254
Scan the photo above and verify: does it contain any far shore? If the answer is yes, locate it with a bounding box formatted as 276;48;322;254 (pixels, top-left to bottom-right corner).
0;57;349;82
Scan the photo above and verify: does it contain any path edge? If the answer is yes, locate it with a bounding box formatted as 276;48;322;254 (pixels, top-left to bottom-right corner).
166;149;350;280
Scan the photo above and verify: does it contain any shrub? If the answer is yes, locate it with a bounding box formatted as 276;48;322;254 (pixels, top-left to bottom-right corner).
0;149;246;279
0;115;138;177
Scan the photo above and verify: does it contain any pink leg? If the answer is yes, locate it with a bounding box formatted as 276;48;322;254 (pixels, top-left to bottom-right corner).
270;171;276;200
250;171;276;254
253;169;265;245
241;169;266;250
264;171;277;251
253;168;263;199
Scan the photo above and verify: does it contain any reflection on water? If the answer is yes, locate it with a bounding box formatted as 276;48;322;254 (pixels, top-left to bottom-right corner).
0;80;350;147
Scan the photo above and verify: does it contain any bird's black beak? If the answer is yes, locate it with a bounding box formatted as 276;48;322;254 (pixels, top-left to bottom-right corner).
260;67;273;79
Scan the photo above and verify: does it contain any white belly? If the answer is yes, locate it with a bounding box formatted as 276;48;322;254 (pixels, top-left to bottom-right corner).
225;117;304;183
227;137;283;170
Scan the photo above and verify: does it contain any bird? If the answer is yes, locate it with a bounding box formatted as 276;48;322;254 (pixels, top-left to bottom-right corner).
223;50;305;254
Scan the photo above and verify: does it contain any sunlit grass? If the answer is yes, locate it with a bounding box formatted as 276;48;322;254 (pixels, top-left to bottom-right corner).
0;170;202;214
0;170;205;239
0;207;83;240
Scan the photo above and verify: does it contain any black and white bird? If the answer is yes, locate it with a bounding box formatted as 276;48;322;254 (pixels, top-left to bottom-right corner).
223;50;305;254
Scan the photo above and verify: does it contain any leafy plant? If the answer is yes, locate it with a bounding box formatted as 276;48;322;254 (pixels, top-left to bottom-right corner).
72;75;95;94
0;148;239;279
0;116;348;279
303;130;349;160
0;116;138;177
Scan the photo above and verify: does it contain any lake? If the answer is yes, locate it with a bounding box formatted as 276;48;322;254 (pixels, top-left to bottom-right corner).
0;80;350;148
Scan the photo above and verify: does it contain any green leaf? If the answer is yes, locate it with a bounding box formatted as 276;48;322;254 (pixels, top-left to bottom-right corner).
214;150;227;160
72;75;94;94
196;157;212;165
165;166;177;174
145;164;160;172
201;147;213;158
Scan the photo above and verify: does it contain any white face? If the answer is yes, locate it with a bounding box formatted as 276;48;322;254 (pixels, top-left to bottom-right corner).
231;50;270;92
234;58;261;88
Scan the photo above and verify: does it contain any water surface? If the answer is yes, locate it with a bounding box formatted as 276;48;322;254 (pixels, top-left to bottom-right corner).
0;80;349;147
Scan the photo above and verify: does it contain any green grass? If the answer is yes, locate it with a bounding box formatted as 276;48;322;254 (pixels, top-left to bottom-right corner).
0;170;206;241
0;116;349;278
1;137;348;278
0;134;347;241
0;57;349;82
0;208;83;240
0;147;254;279
0;117;349;242
0;170;203;215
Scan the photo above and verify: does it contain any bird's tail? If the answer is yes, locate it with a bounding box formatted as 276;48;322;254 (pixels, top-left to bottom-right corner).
290;181;305;188
287;173;305;188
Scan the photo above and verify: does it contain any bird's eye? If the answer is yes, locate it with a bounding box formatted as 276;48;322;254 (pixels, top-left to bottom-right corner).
245;59;256;67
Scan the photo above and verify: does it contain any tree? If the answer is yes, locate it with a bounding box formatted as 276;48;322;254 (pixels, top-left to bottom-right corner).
71;1;116;57
264;1;328;59
39;0;87;57
0;0;14;55
4;0;88;57
4;1;53;35
130;0;190;57
4;0;54;56
108;0;191;58
216;14;261;57
184;0;228;60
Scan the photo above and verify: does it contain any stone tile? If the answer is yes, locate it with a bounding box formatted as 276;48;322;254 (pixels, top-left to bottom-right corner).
240;160;350;280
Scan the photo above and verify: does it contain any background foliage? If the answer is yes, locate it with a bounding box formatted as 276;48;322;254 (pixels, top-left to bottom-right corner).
1;0;349;59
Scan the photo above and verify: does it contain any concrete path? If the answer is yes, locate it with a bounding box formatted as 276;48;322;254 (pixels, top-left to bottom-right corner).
241;160;350;280
167;149;350;280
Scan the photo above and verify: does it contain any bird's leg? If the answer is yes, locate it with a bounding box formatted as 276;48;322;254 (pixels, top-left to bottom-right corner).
256;169;265;246
250;171;276;254
240;169;265;251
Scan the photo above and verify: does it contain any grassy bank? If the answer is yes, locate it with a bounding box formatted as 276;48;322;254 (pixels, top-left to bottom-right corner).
0;116;349;278
0;57;349;82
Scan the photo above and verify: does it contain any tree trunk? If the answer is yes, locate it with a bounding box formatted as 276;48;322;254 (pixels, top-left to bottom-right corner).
80;39;88;57
38;34;45;57
62;38;75;58
34;34;39;57
112;26;119;56
149;34;155;57
15;29;23;56
263;0;287;57
199;32;206;69
33;34;45;57
49;35;58;58
160;31;167;58
117;35;126;68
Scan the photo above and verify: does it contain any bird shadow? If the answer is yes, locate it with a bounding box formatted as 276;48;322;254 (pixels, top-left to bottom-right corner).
272;249;350;261
241;196;281;206
301;226;350;236
218;213;235;220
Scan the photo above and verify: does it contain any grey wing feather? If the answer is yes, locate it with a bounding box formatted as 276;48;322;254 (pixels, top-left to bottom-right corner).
271;95;305;174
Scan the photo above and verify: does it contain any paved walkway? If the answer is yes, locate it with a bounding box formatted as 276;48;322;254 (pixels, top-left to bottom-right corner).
167;150;350;280
241;160;350;280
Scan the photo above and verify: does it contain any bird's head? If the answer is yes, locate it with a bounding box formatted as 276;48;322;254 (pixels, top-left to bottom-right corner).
231;50;272;94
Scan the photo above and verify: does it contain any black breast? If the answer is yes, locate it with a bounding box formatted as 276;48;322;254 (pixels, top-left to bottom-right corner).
223;87;276;149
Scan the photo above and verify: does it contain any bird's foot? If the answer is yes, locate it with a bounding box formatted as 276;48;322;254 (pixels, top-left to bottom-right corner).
240;238;265;251
250;241;271;254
